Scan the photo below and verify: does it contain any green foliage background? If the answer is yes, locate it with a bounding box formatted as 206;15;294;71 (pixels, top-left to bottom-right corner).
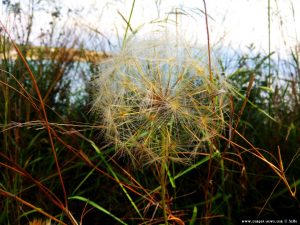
0;1;299;224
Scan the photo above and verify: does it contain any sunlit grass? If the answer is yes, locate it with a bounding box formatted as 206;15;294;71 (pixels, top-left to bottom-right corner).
0;1;299;224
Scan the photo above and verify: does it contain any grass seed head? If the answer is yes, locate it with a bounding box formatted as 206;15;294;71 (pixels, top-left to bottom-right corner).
92;36;232;165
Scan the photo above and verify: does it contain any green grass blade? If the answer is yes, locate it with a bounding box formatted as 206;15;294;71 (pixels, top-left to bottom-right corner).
89;140;143;219
122;0;136;47
233;88;276;122
149;152;220;196
189;206;197;225
71;161;101;195
174;152;219;180
165;164;176;188
19;209;40;220
272;179;300;199
69;196;128;225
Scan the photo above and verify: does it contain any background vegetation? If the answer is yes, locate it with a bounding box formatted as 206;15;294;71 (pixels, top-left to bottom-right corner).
0;0;299;224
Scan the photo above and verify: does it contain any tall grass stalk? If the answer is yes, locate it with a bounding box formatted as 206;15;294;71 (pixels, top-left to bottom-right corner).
122;0;136;47
202;0;212;82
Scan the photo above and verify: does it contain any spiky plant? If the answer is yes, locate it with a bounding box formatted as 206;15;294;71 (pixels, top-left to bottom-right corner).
92;37;231;166
28;218;51;225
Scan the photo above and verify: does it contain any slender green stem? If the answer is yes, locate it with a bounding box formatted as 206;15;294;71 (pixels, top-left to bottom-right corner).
161;127;169;225
161;163;168;225
90;141;144;219
122;0;136;48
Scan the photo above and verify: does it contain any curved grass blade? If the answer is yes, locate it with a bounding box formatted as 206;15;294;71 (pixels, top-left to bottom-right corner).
189;206;197;225
89;140;143;219
233;88;276;122
174;151;220;180
69;196;128;225
165;164;176;188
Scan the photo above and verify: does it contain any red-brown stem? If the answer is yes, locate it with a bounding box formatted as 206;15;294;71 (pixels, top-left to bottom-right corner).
0;189;67;225
202;1;214;222
0;21;68;210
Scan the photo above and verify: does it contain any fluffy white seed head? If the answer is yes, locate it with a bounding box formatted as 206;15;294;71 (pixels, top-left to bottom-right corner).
92;36;231;165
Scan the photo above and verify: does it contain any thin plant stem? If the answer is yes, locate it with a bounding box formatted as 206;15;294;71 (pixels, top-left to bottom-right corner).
161;163;168;225
202;0;212;82
4;74;8;154
161;127;169;225
0;189;67;225
268;0;272;119
122;0;136;48
202;1;214;221
268;0;271;88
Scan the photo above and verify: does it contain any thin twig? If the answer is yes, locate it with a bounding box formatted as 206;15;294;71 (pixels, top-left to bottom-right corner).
203;0;212;81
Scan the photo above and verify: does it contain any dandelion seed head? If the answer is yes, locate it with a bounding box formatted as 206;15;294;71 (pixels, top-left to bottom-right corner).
92;35;232;165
